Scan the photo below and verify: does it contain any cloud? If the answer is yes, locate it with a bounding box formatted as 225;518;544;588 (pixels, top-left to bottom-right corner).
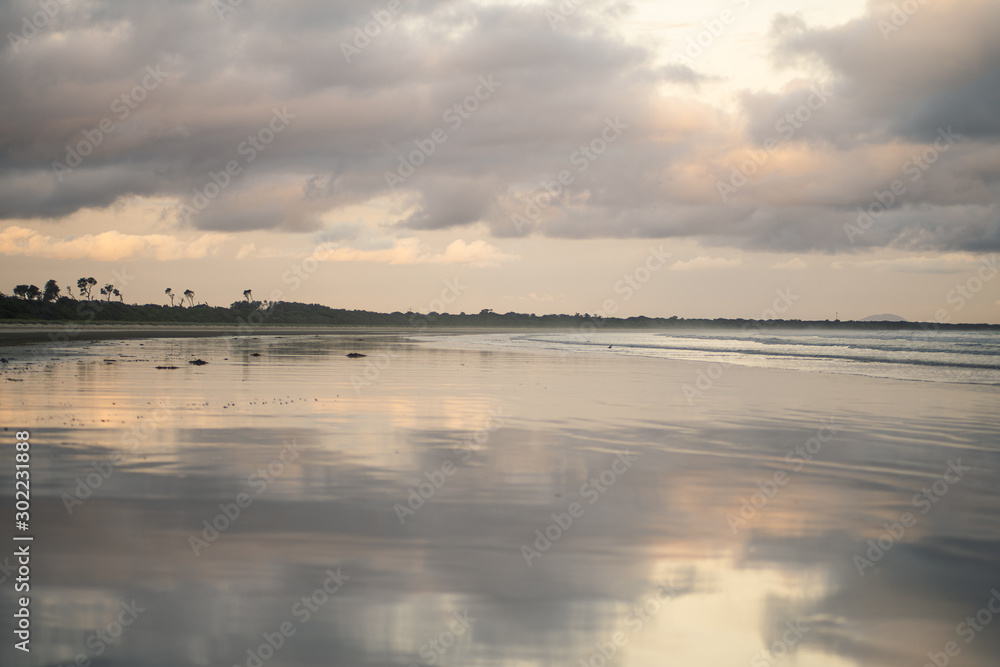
0;226;224;261
314;238;517;267
670;256;742;271
0;0;997;256
766;0;1000;144
832;253;991;274
236;243;256;260
656;64;715;87
770;258;807;270
235;243;297;260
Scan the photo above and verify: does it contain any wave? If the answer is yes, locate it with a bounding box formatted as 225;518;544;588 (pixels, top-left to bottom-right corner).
535;341;997;368
504;331;1000;384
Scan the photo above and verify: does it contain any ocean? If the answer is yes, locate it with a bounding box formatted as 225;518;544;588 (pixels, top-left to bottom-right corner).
417;328;1000;384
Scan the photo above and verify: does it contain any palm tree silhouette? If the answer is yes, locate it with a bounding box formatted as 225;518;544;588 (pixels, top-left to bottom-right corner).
165;288;175;306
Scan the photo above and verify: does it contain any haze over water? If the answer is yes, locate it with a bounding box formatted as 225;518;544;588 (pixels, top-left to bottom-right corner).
2;330;1000;666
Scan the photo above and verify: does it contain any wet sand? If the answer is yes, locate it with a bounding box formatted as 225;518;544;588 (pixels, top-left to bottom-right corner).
0;324;424;346
1;332;999;666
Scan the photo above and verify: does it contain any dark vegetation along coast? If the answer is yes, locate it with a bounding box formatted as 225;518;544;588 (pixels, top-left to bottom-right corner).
3;278;998;331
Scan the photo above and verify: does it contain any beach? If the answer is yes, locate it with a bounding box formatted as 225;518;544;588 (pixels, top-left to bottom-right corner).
1;330;999;666
0;324;425;346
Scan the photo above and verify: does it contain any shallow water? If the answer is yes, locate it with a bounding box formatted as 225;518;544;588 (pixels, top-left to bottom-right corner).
2;332;999;667
417;329;1000;385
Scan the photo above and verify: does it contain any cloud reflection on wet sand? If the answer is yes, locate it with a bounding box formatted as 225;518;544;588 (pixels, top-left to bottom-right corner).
2;333;999;666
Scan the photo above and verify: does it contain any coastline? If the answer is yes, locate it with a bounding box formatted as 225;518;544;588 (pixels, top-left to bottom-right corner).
0;324;493;346
3;318;998;348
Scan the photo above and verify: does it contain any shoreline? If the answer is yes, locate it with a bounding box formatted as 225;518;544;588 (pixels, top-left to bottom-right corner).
0;324;404;346
2;320;998;347
0;324;573;346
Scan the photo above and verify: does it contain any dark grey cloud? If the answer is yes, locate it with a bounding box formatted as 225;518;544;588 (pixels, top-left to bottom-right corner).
0;0;661;231
727;1;1000;252
1;0;998;254
758;1;1000;144
656;63;715;87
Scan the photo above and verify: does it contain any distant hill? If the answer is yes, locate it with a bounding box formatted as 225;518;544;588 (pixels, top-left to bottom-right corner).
860;314;907;322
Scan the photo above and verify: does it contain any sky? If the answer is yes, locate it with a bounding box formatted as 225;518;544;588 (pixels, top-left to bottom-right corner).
1;0;999;322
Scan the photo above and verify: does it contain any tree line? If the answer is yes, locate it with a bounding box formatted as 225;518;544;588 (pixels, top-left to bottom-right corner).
12;279;62;302
10;278;128;303
7;278;209;306
6;279;270;312
4;281;1000;331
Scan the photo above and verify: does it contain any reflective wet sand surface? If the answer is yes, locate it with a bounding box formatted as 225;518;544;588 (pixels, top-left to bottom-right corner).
2;333;999;666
